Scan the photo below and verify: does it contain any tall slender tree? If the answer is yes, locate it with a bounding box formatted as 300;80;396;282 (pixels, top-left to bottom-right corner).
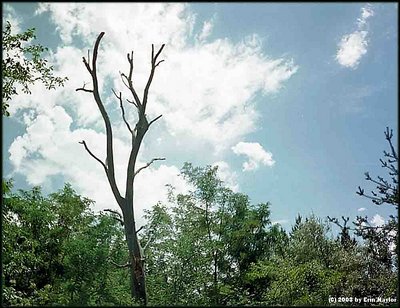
76;32;165;306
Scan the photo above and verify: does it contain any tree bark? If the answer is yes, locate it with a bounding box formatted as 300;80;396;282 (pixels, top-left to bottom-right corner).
123;203;147;305
77;32;165;306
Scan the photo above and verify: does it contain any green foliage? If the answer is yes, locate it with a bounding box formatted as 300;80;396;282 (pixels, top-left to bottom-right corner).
2;182;131;306
142;163;285;305
246;216;342;305
326;127;398;302
2;156;397;305
2;21;68;116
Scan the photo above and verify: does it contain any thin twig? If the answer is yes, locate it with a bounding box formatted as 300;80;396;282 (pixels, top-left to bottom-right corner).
79;140;107;171
134;157;166;177
112;89;133;133
143;44;165;110
82;57;92;73
104;209;124;226
148;114;163;127
76;82;93;93
125;51;142;108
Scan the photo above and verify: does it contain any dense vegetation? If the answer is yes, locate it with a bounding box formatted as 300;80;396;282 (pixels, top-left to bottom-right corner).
2;150;397;305
1;21;397;307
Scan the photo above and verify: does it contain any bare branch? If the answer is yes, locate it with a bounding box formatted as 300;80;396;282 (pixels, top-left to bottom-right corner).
155;59;165;67
79;32;124;207
104;209;124;226
126;99;138;108
108;257;131;268
385;127;398;161
76;82;93;93
120;72;130;89
104;208;123;218
153;44;165;63
125;51;142;108
366;176;396;192
112;88;133;133
148;114;162;127
136;226;144;234
356;186;364;196
143;44;165;110
82;57;91;73
79;140;107;171
327;215;356;232
134;157;166;177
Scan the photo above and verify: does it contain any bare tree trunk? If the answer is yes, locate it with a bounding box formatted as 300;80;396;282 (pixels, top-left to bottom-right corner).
123;204;147;305
76;32;165;306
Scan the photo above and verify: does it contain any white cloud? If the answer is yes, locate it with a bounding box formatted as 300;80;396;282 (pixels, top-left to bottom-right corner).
7;3;297;226
272;219;288;226
336;4;374;69
357;207;366;212
336;31;368;69
232;142;275;171
3;4;21;33
357;4;374;28
212;161;239;192
30;3;298;153
371;213;385;227
8;104;191;227
196;19;214;42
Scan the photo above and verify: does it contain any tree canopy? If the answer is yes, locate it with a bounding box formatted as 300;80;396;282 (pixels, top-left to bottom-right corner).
2;154;397;305
2;21;67;116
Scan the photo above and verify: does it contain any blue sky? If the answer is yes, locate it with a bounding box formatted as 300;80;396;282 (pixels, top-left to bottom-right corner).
2;3;398;230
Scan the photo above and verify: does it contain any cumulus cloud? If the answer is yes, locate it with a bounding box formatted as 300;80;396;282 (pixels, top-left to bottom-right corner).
336;4;374;69
196;19;214;42
8;103;190;227
212;161;239;192
357;207;366;212
371;213;385;227
3;4;22;33
232;142;275;171
29;3;298;152
7;3;297;225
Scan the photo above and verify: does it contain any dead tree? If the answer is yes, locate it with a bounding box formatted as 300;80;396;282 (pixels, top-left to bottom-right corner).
76;32;165;306
327;216;356;250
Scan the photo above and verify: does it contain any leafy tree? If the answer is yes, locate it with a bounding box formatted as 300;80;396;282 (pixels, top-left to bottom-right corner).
75;32;165;305
355;127;398;269
326;127;398;302
246;216;341;305
142;163;284;305
2;21;68;116
2;182;131;306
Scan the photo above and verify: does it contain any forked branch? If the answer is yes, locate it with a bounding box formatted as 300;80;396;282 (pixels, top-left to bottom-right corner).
78;32;123;207
104;208;124;226
119;52;142;110
76;82;93;93
112;89;133;134
143;44;165;110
